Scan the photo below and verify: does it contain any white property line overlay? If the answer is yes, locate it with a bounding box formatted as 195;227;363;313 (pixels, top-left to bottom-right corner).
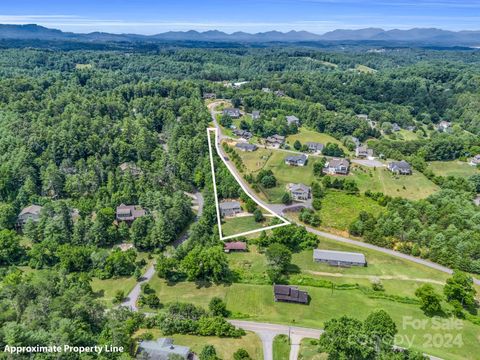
207;127;290;240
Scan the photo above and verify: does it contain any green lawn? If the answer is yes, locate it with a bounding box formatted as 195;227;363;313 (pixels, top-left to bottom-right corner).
145;280;478;360
428;161;479;178
387;129;421;141
349;164;439;200
298;338;326;360
273;335;290;360
91;276;137;306
355;64;377;73
134;328;263;360
222;216;272;237
317;191;384;231
286;129;348;153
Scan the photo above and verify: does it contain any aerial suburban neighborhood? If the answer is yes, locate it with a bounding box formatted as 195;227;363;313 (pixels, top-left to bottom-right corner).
1;2;480;360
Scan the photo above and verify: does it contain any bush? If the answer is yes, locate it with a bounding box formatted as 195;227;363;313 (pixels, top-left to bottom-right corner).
209;297;230;317
234;349;252;360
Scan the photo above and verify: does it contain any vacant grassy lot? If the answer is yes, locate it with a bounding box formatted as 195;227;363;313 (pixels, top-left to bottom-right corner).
273;335;290;360
91;276;137;306
134;328;263;360
222;216;272;237
355;64;377;73
428;161;479;178
318;191;384;231
350;164;439;200
286;129;348;152
299;339;326;360
145;279;478;360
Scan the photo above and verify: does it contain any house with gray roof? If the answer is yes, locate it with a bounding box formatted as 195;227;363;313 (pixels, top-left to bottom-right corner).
469;154;480;166
388;160;412;175
136;338;191;360
286;115;300;126
116;204;146;223
17;205;43;228
232;129;252;140
223;108;241;118
265;134;285;149
356;114;369;121
219;201;242;217
287;183;311;202
252;110;260;120
313;249;367;267
285;154;308;167
392;123;401;132
235;143;257;152
324;158;350;175
202;92;216;99
355;146;373;159
306;142;324;154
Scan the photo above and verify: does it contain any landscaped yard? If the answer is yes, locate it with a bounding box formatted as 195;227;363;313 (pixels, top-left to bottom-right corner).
428;160;479;178
134;328;263;360
222;216;273;237
286;129;348;153
273;335;290;360
317;191;384;231
349;164;439;200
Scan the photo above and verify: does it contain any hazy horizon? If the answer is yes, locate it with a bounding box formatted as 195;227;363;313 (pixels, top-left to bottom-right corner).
1;0;479;35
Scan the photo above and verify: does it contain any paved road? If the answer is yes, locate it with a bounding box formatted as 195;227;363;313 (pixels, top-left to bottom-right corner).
122;190;205;310
209;100;480;286
229;320;323;360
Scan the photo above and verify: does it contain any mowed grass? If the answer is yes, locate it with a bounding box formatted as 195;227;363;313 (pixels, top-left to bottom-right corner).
222;216;272;237
317;191;384;231
286;129;348;153
350;164;439;200
273;335;290;360
134;328;263;360
145;280;479;360
91;276;137;306
299;339;326;360
428;161;479;178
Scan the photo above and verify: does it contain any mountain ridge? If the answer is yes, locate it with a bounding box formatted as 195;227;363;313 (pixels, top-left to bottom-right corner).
0;24;479;46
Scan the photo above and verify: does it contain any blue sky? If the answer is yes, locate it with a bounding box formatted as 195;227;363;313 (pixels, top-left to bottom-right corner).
0;0;479;34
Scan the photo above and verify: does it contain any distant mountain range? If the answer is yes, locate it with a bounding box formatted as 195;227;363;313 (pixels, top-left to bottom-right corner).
0;24;479;46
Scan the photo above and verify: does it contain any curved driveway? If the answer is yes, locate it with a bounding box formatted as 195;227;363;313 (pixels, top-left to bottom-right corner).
208;101;480;286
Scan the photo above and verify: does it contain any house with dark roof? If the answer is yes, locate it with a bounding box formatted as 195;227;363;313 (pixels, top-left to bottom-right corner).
219;201;242;217
274;90;285;97
388;160;412;175
286;115;300;126
232;129;252;140
236;143;257;152
392;123;401;132
285;154;308;167
252;110;260;120
287;183;311;202
355;146;373;159
306;142;324;154
324;158;350;175
273;285;308;304
17;205;43;228
314;249;367;267
223;108;241;118
224;241;247;252
116;204;146;223
137;338;191;360
203;92;216;99
265;134;285;149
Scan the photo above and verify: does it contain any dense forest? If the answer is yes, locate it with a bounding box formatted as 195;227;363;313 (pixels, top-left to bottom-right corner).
0;45;479;357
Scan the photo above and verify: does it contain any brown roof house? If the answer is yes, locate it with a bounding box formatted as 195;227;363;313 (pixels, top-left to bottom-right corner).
224;241;247;253
273;285;308;304
17;205;43;228
116;204;146;223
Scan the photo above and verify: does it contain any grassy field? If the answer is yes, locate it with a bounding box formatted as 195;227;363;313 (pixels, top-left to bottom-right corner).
350;164;439;200
286;129;348;153
134;328;263;360
145;279;478;360
317;191;384;231
299;339;326;360
355;64;377;73
428;161;479;178
222;216;273;237
273;335;290;360
91;276;137;306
